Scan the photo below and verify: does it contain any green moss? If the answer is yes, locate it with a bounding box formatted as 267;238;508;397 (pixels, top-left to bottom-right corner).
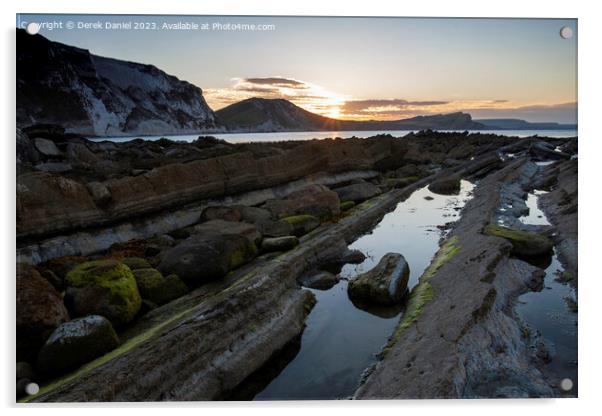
134;269;189;306
132;268;164;301
282;215;320;237
229;244;254;270
66;260;141;324
557;270;575;283
484;224;552;257
484;224;534;242
340;201;356;211
381;236;461;357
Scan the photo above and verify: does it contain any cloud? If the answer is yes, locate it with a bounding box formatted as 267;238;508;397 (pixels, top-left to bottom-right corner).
467;102;577;123
342;99;449;113
243;77;309;88
203;76;576;123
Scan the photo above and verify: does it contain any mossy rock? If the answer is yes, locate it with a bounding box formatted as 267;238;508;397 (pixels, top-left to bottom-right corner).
122;257;152;270
158;233;258;286
282;215;320;237
340;201;356;212
65;260;141;326
348;253;410;306
133;268;188;305
484;224;553;257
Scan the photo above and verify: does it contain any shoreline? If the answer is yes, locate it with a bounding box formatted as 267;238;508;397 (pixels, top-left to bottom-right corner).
16;128;578;401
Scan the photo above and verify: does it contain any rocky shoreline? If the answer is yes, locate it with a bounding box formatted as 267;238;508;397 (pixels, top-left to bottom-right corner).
16;127;577;401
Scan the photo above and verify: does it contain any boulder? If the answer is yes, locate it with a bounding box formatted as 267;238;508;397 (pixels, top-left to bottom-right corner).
334;182;381;203
16;263;70;361
298;271;340;290
239;206;272;223
347;253;410;306
64;260;142;326
192;219;262;246
264;184;340;220
282;215;320;237
200;205;242;222
260;219;295;238
236;205;294;238
37;315;120;375
428;174;461;195
132;268;188;305
261;236;300;253
158;232;258;286
484;225;554;257
33;138;61;157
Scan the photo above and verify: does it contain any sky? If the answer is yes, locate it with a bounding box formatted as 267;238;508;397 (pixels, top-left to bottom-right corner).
18;14;578;123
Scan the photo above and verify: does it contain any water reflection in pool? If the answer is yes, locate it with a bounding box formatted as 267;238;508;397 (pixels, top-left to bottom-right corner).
254;181;475;400
515;192;578;395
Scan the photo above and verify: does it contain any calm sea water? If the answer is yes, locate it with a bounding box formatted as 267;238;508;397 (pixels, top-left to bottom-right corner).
93;129;577;144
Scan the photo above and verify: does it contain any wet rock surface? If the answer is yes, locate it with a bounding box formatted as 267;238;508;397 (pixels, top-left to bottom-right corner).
298;271;340;290
348;253;410;306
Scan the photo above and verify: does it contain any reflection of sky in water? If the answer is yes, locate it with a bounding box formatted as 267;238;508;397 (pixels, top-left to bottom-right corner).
519;191;551;226
255;181;475;400
515;193;577;393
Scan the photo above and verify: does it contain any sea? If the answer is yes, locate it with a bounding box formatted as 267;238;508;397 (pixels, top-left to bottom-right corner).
92;129;577;144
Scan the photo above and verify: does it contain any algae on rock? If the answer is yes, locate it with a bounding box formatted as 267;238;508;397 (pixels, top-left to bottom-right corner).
382;236;461;356
484;224;553;257
65;259;142;326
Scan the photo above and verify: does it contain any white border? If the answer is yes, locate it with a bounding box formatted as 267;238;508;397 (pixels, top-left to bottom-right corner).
2;1;600;415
